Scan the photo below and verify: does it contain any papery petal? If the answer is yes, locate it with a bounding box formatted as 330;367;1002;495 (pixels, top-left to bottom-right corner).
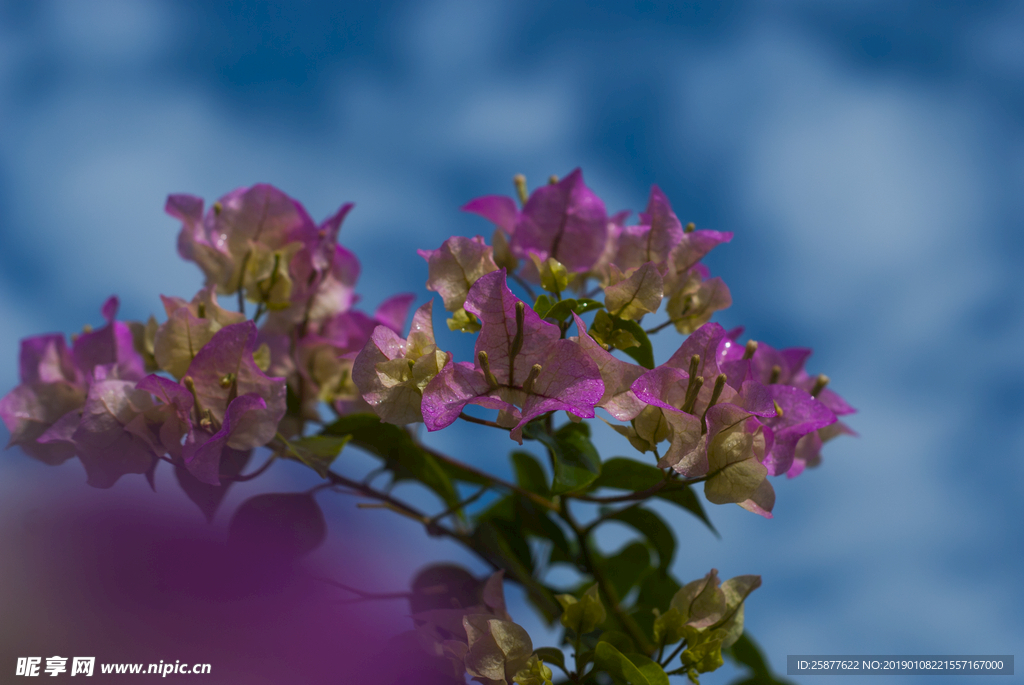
631;366;690;412
669;229;733;274
737;479;775;518
660;409;706;476
614;185;685;269
463;195;519;234
665;275;732;334
167;193;234;289
510;339;603;441
703;404;768;505
320;311;378;355
136;374;194;459
464;270;559;387
183;321;286;426
419;236;499;312
604;262;664;321
761;385;836;476
1;382;85;464
421;360;496;432
374;293;416;334
353;323;433;425
572;313;645;420
71;297;146;383
182;393;267;485
314;202;354;271
219;184;317;256
20;334;77;385
511;168;608;273
671;569;726;628
72;379;157;488
153;306;219;379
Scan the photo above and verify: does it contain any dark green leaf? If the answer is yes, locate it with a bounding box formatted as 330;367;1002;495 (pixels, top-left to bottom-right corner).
597;630;635;655
519;502;573;565
655;483;719;537
604;507;676;572
590;457;664;491
533;648;566;674
228;492;327;558
557;584;606;636
614;317;655;369
628;653;671;685
725;634;797;685
512;451;549;496
545;298;605;322
524;422;602;494
472;519;561;622
533;294;555;318
594;641;669;685
322;414;460;509
283;435;351;477
587;458;717;536
634;576;683;644
601;541;651;600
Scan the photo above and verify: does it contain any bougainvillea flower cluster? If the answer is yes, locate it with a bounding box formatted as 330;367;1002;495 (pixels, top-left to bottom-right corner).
2;171;854;684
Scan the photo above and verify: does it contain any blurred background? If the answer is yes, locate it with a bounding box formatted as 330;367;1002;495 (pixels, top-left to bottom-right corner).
1;1;1022;682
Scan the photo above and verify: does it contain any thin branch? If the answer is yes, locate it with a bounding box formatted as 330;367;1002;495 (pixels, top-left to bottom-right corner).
644;318;679;336
417;440;559;513
428;485;490;525
561;500;655;655
509;271;537;301
312;576;413;603
458;412;511;431
661;641;688;669
221;454;277;483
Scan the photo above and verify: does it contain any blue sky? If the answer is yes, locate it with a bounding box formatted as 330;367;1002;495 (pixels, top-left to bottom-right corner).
1;1;1022;681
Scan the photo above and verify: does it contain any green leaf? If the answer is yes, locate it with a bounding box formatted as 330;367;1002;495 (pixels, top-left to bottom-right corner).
597;630;635;655
518;501;573;565
602;541;651;600
652;607;687;646
532;648;566;673
283;435;351;477
588;458;717;536
523;422;602;495
590;457;664;491
628;653;671;685
614;317;655;369
530;254;570;293
594;641;669;685
725;633;797;685
557;584;606;636
473;519;561;622
589;311;655;369
447;307;482;332
533;294;555;319
512;451;549;496
655;483;719;537
604;507;676;572
635;572;682;641
545;298;604;322
321;414;460;509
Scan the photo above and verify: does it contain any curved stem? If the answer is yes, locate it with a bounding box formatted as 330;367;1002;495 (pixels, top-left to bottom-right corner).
510;271;537;302
458;412;511;431
222;454;277;483
661;641;687;669
417;440;559;513
561;499;655;655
